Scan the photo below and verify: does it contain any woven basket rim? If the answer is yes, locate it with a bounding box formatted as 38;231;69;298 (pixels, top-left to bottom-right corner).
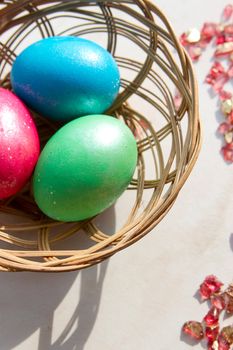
0;0;201;272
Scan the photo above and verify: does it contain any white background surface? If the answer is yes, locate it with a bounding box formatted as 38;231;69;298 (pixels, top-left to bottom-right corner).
1;1;233;349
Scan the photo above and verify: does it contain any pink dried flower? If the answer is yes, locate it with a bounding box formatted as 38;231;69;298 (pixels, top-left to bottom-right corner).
199;275;223;300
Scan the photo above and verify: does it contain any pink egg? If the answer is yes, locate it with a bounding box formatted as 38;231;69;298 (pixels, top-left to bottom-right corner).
0;88;40;199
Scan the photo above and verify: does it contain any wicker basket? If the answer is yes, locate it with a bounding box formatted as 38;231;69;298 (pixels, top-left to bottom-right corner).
0;0;201;272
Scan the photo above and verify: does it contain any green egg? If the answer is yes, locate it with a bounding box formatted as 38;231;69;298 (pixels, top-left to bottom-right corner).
33;115;138;221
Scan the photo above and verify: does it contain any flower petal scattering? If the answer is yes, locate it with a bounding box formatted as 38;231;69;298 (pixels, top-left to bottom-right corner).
182;275;233;350
179;4;233;163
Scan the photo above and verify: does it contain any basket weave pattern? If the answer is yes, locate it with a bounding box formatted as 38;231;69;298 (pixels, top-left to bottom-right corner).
0;0;201;272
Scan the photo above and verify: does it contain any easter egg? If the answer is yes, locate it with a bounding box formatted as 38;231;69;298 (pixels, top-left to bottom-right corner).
11;36;120;122
0;88;40;199
33;115;137;221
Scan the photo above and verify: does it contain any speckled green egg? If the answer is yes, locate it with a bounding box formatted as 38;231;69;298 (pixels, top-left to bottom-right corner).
33;115;137;221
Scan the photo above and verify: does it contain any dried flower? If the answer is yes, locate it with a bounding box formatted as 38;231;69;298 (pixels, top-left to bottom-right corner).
182;276;233;350
182;321;204;340
200;275;223;300
179;4;233;163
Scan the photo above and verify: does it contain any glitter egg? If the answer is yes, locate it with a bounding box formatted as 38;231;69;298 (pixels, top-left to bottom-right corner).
11;36;120;123
0;88;40;199
33;115;137;221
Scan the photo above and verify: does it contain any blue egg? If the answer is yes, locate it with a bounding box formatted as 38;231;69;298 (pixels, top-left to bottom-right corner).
11;36;120;122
